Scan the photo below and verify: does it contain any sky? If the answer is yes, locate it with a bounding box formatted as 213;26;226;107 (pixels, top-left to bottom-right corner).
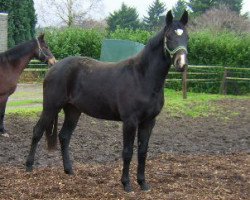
34;0;250;27
101;0;178;17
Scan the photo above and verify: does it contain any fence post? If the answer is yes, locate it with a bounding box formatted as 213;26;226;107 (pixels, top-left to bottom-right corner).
182;67;187;99
220;67;227;95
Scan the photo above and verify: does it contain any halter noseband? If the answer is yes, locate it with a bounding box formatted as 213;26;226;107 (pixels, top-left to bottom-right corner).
36;38;50;58
164;37;187;59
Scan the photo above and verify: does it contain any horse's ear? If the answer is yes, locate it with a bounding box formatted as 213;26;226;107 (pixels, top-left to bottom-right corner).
180;10;188;26
165;10;173;26
38;33;45;41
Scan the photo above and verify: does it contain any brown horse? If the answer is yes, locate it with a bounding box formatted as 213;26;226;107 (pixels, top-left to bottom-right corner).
0;34;56;137
26;11;189;192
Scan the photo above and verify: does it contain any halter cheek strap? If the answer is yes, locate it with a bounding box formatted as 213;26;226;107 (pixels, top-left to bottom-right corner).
36;38;49;58
164;37;187;59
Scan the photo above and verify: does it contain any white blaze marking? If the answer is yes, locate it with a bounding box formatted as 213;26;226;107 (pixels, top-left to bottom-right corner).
175;29;183;36
179;54;186;68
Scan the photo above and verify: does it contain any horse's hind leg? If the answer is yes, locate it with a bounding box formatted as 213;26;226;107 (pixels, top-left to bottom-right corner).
137;118;155;191
26;110;57;172
59;104;80;175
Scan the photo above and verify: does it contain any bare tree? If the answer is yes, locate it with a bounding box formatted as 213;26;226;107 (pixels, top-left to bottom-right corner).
77;18;107;30
189;4;250;33
37;0;103;27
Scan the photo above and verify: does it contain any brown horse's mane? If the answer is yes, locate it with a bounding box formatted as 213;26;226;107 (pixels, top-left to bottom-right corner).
0;39;36;64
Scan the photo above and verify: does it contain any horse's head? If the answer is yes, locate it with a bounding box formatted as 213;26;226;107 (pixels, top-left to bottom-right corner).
164;10;189;72
35;33;57;66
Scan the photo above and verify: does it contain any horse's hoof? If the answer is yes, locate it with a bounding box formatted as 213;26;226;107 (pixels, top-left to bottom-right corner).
64;169;74;175
139;182;151;191
26;166;33;172
123;183;133;193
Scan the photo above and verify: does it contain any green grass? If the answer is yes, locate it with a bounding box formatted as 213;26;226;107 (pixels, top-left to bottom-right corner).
7;107;42;117
6;99;43;116
7;99;42;107
164;89;249;118
8;91;41;98
5;89;250;118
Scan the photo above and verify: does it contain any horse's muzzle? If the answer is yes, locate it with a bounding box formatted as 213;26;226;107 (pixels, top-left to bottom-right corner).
48;57;57;66
174;53;187;72
175;64;187;72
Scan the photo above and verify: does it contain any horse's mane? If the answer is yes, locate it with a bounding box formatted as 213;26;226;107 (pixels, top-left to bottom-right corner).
147;28;165;51
138;28;165;62
127;28;165;73
0;39;36;63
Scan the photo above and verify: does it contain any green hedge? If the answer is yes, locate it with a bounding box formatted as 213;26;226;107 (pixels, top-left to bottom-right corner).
188;31;250;67
109;28;153;44
187;31;250;94
45;28;106;60
43;28;250;68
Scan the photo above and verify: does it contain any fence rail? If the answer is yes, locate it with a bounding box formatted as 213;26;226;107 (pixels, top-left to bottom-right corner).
226;77;250;81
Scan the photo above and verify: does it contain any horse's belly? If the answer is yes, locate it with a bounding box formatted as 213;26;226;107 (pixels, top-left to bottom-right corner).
0;94;9;104
72;96;121;121
82;105;121;121
86;110;121;121
0;82;17;103
0;70;18;97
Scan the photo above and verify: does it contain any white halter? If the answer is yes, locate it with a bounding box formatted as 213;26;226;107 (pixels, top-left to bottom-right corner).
164;37;187;59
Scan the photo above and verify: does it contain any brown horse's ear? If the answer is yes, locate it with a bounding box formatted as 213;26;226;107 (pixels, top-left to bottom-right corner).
166;10;173;26
38;33;45;41
180;10;188;26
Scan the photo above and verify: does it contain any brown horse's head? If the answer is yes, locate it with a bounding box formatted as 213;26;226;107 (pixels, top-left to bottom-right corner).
35;33;57;66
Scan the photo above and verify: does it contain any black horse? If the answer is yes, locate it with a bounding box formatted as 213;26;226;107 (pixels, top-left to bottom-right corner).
0;34;56;137
26;11;189;192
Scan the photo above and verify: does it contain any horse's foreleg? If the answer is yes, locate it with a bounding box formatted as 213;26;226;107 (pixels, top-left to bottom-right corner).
121;119;137;192
26;110;57;172
0;100;7;134
59;105;80;175
137;118;155;191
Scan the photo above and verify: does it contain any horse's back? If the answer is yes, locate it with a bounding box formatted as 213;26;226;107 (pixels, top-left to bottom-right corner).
43;56;123;119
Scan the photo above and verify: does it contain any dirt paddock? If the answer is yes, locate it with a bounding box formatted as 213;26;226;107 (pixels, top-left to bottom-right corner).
0;98;249;199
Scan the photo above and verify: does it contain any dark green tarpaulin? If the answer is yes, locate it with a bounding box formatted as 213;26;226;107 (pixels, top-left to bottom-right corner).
100;39;144;62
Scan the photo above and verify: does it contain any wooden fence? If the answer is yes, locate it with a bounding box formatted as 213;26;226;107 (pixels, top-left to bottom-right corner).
166;65;250;99
220;67;250;95
25;63;250;99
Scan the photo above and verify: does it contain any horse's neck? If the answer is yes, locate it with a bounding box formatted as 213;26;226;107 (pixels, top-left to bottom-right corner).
137;32;171;92
6;41;35;73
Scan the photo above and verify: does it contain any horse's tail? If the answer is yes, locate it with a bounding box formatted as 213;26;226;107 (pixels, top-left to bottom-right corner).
45;114;58;151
